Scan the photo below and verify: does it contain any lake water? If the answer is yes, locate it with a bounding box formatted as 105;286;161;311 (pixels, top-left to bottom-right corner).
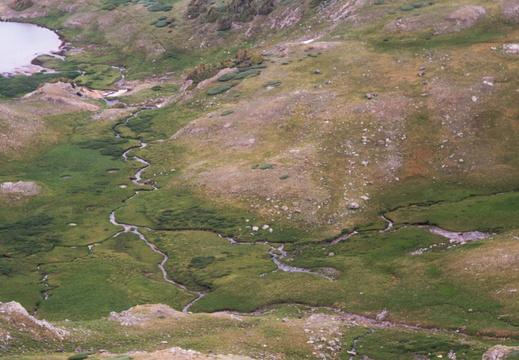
0;21;62;76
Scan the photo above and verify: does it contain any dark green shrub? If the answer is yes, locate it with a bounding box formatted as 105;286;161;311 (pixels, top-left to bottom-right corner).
162;51;180;60
207;84;232;95
412;3;422;7
126;113;153;134
189;256;216;269
76;138;129;159
260;163;274;170
220;110;234;116
151;85;162;91
158;15;167;20
251;163;259;169
101;0;131;9
155;20;168;27
238;64;267;71
374;0;384;4
234;69;260;80
309;0;326;8
148;3;172;11
279;174;289;180
218;72;239;82
0;262;13;276
263;81;281;87
401;5;414;10
68;354;89;360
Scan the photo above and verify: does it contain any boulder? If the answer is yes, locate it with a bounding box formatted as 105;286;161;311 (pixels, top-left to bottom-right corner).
503;44;519;55
376;310;389;321
482;345;519;360
0;301;69;338
348;202;360;210
502;0;519;22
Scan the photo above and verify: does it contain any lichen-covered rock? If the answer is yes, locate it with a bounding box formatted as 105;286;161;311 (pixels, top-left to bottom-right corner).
0;301;69;338
503;44;519;55
109;304;184;326
482;345;519;360
501;0;519;22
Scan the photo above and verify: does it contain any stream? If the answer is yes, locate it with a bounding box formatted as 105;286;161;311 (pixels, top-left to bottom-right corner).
31;94;495;317
33;266;51;316
348;329;375;360
106;113;494;311
105;107;336;313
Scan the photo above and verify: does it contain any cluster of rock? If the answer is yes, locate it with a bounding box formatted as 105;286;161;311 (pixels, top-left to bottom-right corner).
0;301;69;339
108;304;184;326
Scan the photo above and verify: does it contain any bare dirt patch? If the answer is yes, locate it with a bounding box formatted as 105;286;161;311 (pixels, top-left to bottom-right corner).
0;181;41;196
24;82;101;111
108;347;255;360
109;304;186;326
434;5;487;34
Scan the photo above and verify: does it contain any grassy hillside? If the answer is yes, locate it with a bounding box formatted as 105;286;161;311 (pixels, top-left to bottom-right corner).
0;0;519;358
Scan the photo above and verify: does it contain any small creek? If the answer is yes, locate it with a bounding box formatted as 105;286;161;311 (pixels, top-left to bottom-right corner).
106;108;335;312
33;266;51;316
32;96;495;317
105;109;494;311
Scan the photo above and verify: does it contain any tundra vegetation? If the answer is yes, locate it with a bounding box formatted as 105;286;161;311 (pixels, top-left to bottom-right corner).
0;0;518;359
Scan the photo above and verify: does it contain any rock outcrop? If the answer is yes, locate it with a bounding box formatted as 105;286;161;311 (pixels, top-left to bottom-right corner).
0;301;69;339
109;304;185;326
482;345;519;360
502;0;519;21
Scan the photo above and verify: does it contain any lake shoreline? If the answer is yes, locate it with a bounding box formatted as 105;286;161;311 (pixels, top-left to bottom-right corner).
0;20;65;77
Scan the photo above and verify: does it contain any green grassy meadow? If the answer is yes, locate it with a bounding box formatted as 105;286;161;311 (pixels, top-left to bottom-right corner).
1;0;519;358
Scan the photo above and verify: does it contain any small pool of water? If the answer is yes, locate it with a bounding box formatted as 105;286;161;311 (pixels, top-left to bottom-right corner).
0;21;63;76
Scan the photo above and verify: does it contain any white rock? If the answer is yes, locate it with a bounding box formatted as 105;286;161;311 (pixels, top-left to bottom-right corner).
504;44;519;54
348;202;360;210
